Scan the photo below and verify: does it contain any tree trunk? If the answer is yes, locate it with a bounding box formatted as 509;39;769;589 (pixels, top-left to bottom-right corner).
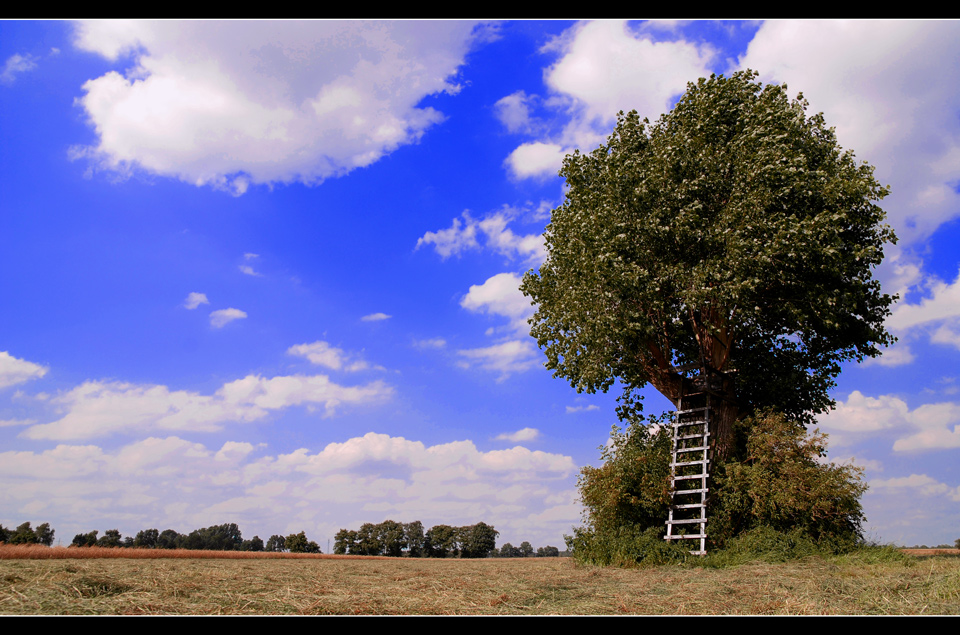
648;367;739;462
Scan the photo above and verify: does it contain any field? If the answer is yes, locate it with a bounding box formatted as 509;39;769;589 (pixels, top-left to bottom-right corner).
1;546;959;615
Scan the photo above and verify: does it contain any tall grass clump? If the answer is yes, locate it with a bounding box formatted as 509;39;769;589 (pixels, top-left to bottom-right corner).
570;411;871;567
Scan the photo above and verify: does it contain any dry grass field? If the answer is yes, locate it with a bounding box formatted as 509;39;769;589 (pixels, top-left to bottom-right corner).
1;545;958;615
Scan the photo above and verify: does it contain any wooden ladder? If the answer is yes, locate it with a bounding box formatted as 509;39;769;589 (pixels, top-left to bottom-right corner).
664;391;711;555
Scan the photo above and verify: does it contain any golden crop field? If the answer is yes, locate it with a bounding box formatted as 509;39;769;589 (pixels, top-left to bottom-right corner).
1;545;959;615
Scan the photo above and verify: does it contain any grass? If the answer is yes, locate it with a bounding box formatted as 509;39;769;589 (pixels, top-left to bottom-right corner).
1;546;959;614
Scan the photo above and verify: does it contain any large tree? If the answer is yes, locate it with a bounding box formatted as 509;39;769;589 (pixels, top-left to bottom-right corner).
521;70;896;459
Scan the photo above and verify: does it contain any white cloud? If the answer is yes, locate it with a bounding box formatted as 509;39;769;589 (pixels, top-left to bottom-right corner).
504;142;567;180
495;427;540;442
738;20;960;246
544;21;714;130
21;373;393;441
1;53;38;84
416;211;480;258
870;474;960;502
413;338;446;350
888;270;960;332
494;90;538;134
183;291;209;309
70;20;483;193
210;307;247;327
287;340;377;372
884;269;960;352
0;418;35;428
0;430;578;548
566;404;600;414
418;208;545;265
818;391;910;434
460;272;535;336
819;390;960;453
361;312;391;322
502;20;714;180
239;264;261;277
457;339;541;379
0;351;48;389
862;345;915;368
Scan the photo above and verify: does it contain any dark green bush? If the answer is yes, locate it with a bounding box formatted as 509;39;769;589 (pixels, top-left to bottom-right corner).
572;410;869;567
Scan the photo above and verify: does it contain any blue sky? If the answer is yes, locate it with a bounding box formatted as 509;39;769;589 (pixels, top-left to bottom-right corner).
1;20;958;549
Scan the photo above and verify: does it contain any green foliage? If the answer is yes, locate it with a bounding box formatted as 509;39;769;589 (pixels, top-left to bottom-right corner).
265;534;286;552
568;525;692;568
34;523;55;546
425;524;459;558
709;411;867;549
459;522;499;558
577;414;674;535
499;542;520;558
521;69;896;431
134;529;159;549
572;411;868;566
285;531;320;554
97;529;122;548
71;530;99;548
240;536;264;552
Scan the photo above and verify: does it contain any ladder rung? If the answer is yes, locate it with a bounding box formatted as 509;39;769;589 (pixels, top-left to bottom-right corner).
676;432;709;440
664;534;707;541
671;459;709;467
666;518;707;525
674;420;707;427
671;503;705;509
676;407;710;414
676;446;708;453
671;488;709;494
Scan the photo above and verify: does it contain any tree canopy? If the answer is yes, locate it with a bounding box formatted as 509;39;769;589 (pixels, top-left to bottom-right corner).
521;70;896;457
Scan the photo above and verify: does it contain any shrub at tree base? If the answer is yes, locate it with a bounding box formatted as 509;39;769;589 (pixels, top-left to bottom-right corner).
570;411;869;567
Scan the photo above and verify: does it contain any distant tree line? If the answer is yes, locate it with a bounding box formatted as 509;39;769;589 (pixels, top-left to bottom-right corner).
333;521;499;558
494;542;561;558
0;522;55;546
67;523;321;553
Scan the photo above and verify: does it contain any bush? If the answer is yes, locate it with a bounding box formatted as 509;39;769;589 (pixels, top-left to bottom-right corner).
709;412;867;549
572;410;868;567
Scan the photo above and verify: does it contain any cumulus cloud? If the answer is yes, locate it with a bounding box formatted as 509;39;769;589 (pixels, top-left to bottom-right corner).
0;352;48;389
870;474;960;502
69;20;483;193
888;270;960;339
183;291;209;309
504;142;569;180
456;339;541;380
361;312;391;322
210;307;247;327
494;90;539;134
566;404;600;414
738;20;960;246
460;272;535;336
819;390;960;453
862;344;916;368
418;208;545;265
21;374;393;441
287;341;378;372
494;427;540;442
239;265;261;277
503;20;714;180
1;53;38;84
0;430;579;547
416;212;480;259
